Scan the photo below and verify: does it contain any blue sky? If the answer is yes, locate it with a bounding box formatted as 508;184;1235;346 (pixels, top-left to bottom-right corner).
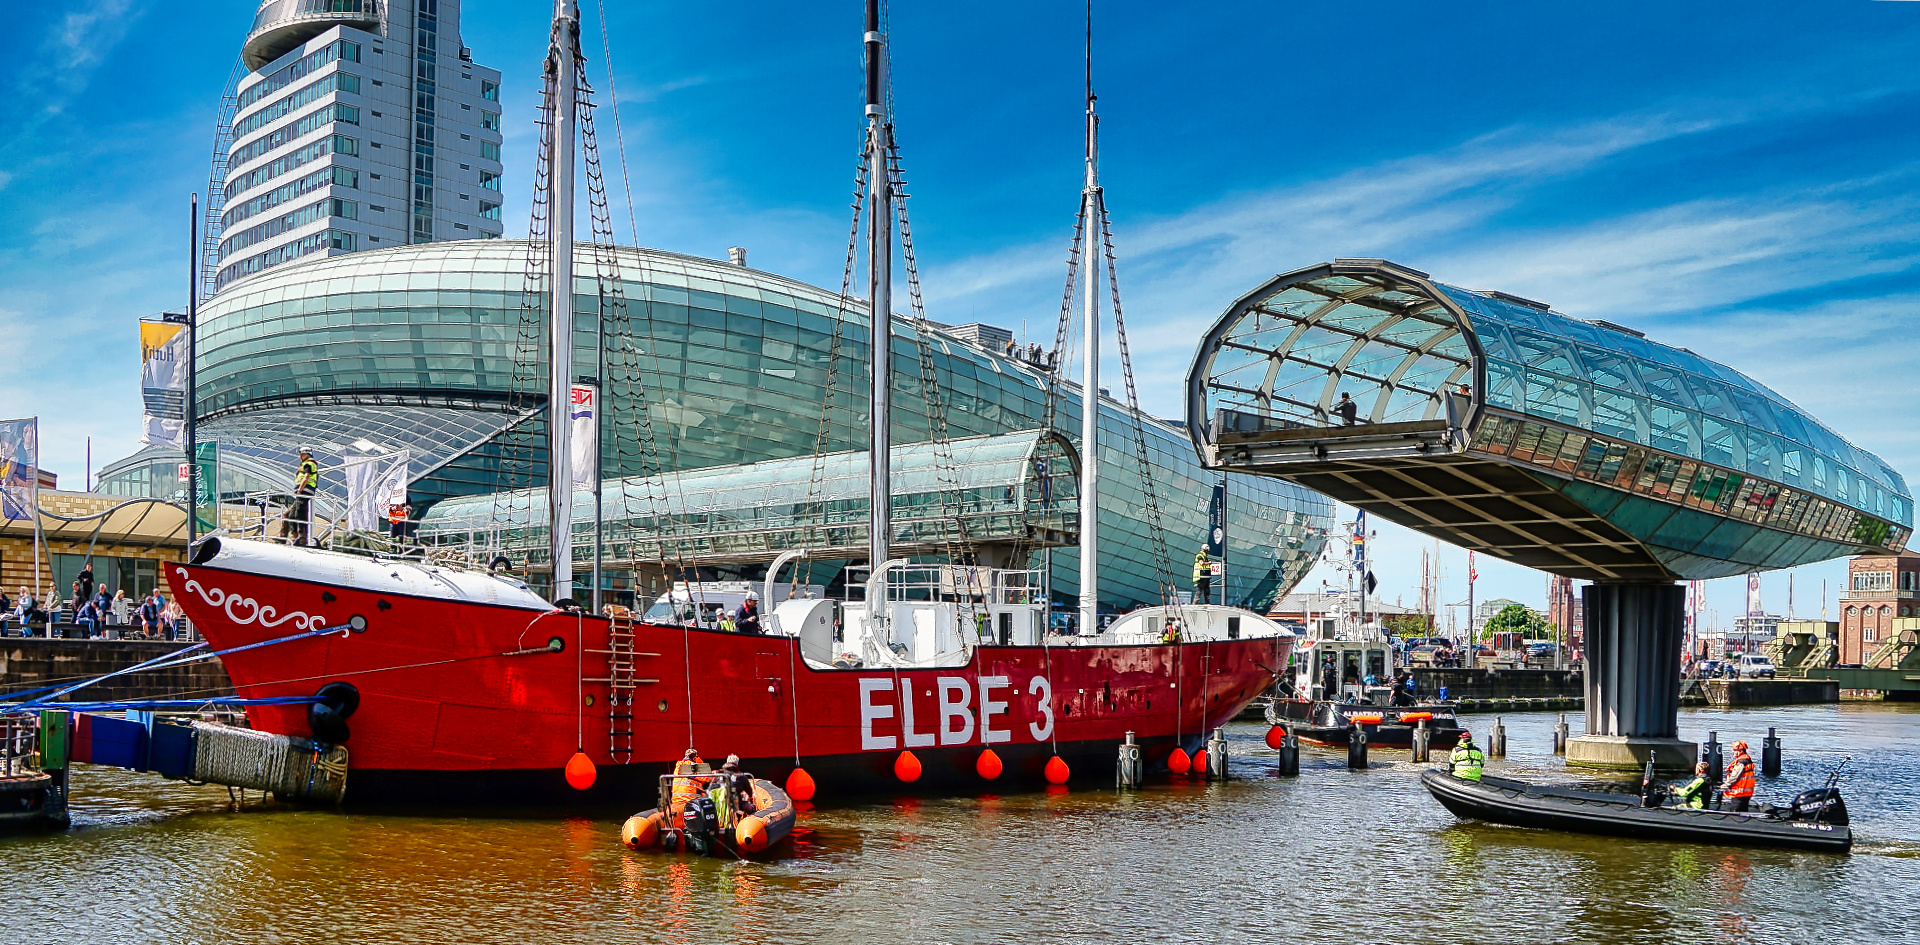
2;0;1917;624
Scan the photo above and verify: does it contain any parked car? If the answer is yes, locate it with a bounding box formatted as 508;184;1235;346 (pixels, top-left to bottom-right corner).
1735;654;1777;678
1526;642;1558;659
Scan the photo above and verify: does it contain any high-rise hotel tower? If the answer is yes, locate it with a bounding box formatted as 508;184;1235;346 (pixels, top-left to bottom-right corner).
214;0;504;292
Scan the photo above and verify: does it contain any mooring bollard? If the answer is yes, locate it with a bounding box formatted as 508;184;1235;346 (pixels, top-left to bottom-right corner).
1117;731;1145;789
1762;727;1782;777
1704;731;1724;787
1489;717;1507;758
1553;713;1569;754
1347;725;1369;770
1411;719;1431;763
1206;728;1230;781
1277;730;1301;777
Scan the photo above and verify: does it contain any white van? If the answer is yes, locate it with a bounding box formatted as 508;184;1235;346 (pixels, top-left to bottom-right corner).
1735;654;1777;679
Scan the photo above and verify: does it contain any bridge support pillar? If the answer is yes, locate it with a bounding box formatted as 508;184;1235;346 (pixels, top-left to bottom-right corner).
1566;582;1697;774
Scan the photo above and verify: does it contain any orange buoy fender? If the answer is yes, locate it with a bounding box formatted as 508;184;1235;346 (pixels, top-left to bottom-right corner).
1044;755;1070;784
1167;747;1191;775
976;748;1004;780
1350;715;1384;726
1265;725;1288;750
621;809;665;850
735;779;796;853
785;766;817;802
565;750;598;790
1398;712;1433;724
894;749;923;782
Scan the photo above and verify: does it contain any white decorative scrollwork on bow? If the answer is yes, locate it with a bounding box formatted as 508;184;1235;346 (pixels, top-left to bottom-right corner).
174;566;331;632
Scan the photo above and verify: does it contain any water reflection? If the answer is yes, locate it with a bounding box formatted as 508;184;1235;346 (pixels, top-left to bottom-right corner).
3;704;1915;944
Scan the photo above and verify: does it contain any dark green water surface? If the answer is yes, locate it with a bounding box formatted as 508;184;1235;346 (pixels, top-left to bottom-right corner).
6;703;1917;944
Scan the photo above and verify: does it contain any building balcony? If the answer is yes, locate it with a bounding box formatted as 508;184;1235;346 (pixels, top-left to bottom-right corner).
244;0;379;71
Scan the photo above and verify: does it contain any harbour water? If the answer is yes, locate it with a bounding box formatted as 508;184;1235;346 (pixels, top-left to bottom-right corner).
6;703;1918;944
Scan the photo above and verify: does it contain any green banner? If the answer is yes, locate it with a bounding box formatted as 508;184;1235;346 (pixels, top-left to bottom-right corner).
194;441;219;534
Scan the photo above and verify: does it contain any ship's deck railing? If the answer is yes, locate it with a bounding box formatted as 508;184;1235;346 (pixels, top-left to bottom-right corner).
847;564;1047;606
1;713;43;779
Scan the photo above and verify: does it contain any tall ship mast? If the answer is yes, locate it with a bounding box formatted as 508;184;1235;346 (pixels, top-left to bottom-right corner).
164;0;1303;808
545;0;582;604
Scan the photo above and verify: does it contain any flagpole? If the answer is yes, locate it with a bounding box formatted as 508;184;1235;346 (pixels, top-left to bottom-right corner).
186;193;200;544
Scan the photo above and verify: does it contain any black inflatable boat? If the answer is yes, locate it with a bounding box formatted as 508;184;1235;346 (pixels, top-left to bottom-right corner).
1420;769;1852;853
1267;700;1465;750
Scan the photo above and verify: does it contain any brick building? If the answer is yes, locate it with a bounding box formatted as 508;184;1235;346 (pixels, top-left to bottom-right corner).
1838;552;1920;666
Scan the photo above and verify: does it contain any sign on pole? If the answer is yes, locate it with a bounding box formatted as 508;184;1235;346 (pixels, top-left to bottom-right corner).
140;321;188;450
193;441;219;535
569;383;598;489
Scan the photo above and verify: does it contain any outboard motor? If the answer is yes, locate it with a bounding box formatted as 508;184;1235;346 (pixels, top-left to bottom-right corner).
682;795;719;855
1779;787;1848;825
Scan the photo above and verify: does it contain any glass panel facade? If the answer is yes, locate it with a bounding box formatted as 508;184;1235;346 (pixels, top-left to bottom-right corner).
190;242;1334;612
1437;284;1909;528
1468;410;1909;556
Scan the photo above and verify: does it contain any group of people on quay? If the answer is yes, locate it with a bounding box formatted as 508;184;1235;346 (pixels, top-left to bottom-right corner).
0;569;182;641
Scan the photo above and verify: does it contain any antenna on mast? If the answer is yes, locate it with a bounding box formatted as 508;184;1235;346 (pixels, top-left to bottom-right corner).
1076;0;1102;637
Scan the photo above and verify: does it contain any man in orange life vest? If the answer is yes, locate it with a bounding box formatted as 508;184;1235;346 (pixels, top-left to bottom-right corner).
1722;739;1757;811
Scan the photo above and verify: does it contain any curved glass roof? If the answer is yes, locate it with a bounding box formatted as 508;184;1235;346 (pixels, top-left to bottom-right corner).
418;430;1080;562
1191;260;1910;531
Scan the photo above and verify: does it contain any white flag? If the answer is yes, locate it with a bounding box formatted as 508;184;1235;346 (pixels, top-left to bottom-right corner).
342;451;410;532
570;384;598;489
140;324;188;450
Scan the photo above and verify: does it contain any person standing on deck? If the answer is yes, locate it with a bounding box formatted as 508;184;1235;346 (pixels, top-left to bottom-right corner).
284;447;320;546
1723;740;1757;811
1192;549;1212;604
735;593;763;635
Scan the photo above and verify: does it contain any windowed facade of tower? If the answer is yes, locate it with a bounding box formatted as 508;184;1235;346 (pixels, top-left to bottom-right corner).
218;0;503;292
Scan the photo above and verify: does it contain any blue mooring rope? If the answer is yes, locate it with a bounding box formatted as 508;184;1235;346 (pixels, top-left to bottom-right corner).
0;695;323;715
5;622;358;709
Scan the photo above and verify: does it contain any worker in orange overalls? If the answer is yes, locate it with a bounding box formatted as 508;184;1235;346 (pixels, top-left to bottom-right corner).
1722;739;1757;812
668;749;711;824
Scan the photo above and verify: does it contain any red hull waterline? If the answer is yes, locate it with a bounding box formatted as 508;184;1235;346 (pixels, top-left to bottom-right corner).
172;548;1289;808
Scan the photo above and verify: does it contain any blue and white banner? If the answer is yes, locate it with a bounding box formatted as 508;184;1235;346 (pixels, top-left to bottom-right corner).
569;384;597;489
0;417;38;522
342;450;410;533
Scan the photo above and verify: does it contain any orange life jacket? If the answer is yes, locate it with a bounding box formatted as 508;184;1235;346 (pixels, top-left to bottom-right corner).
388;505;408;525
669;757;709;816
1724;752;1756;798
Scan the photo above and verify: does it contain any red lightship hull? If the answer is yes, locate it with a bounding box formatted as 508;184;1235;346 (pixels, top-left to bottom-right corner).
174;558;1288;808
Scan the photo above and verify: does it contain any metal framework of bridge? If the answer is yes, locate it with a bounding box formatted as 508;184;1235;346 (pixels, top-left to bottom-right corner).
1187;259;1913;770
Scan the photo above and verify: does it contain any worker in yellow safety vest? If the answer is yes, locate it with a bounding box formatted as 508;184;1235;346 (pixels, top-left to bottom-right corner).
1670;762;1710;809
1448;731;1486;782
281;448;321;547
1193;549;1212;605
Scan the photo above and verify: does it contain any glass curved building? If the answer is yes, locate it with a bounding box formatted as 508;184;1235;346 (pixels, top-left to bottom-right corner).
1189;258;1910;581
104;241;1332;612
